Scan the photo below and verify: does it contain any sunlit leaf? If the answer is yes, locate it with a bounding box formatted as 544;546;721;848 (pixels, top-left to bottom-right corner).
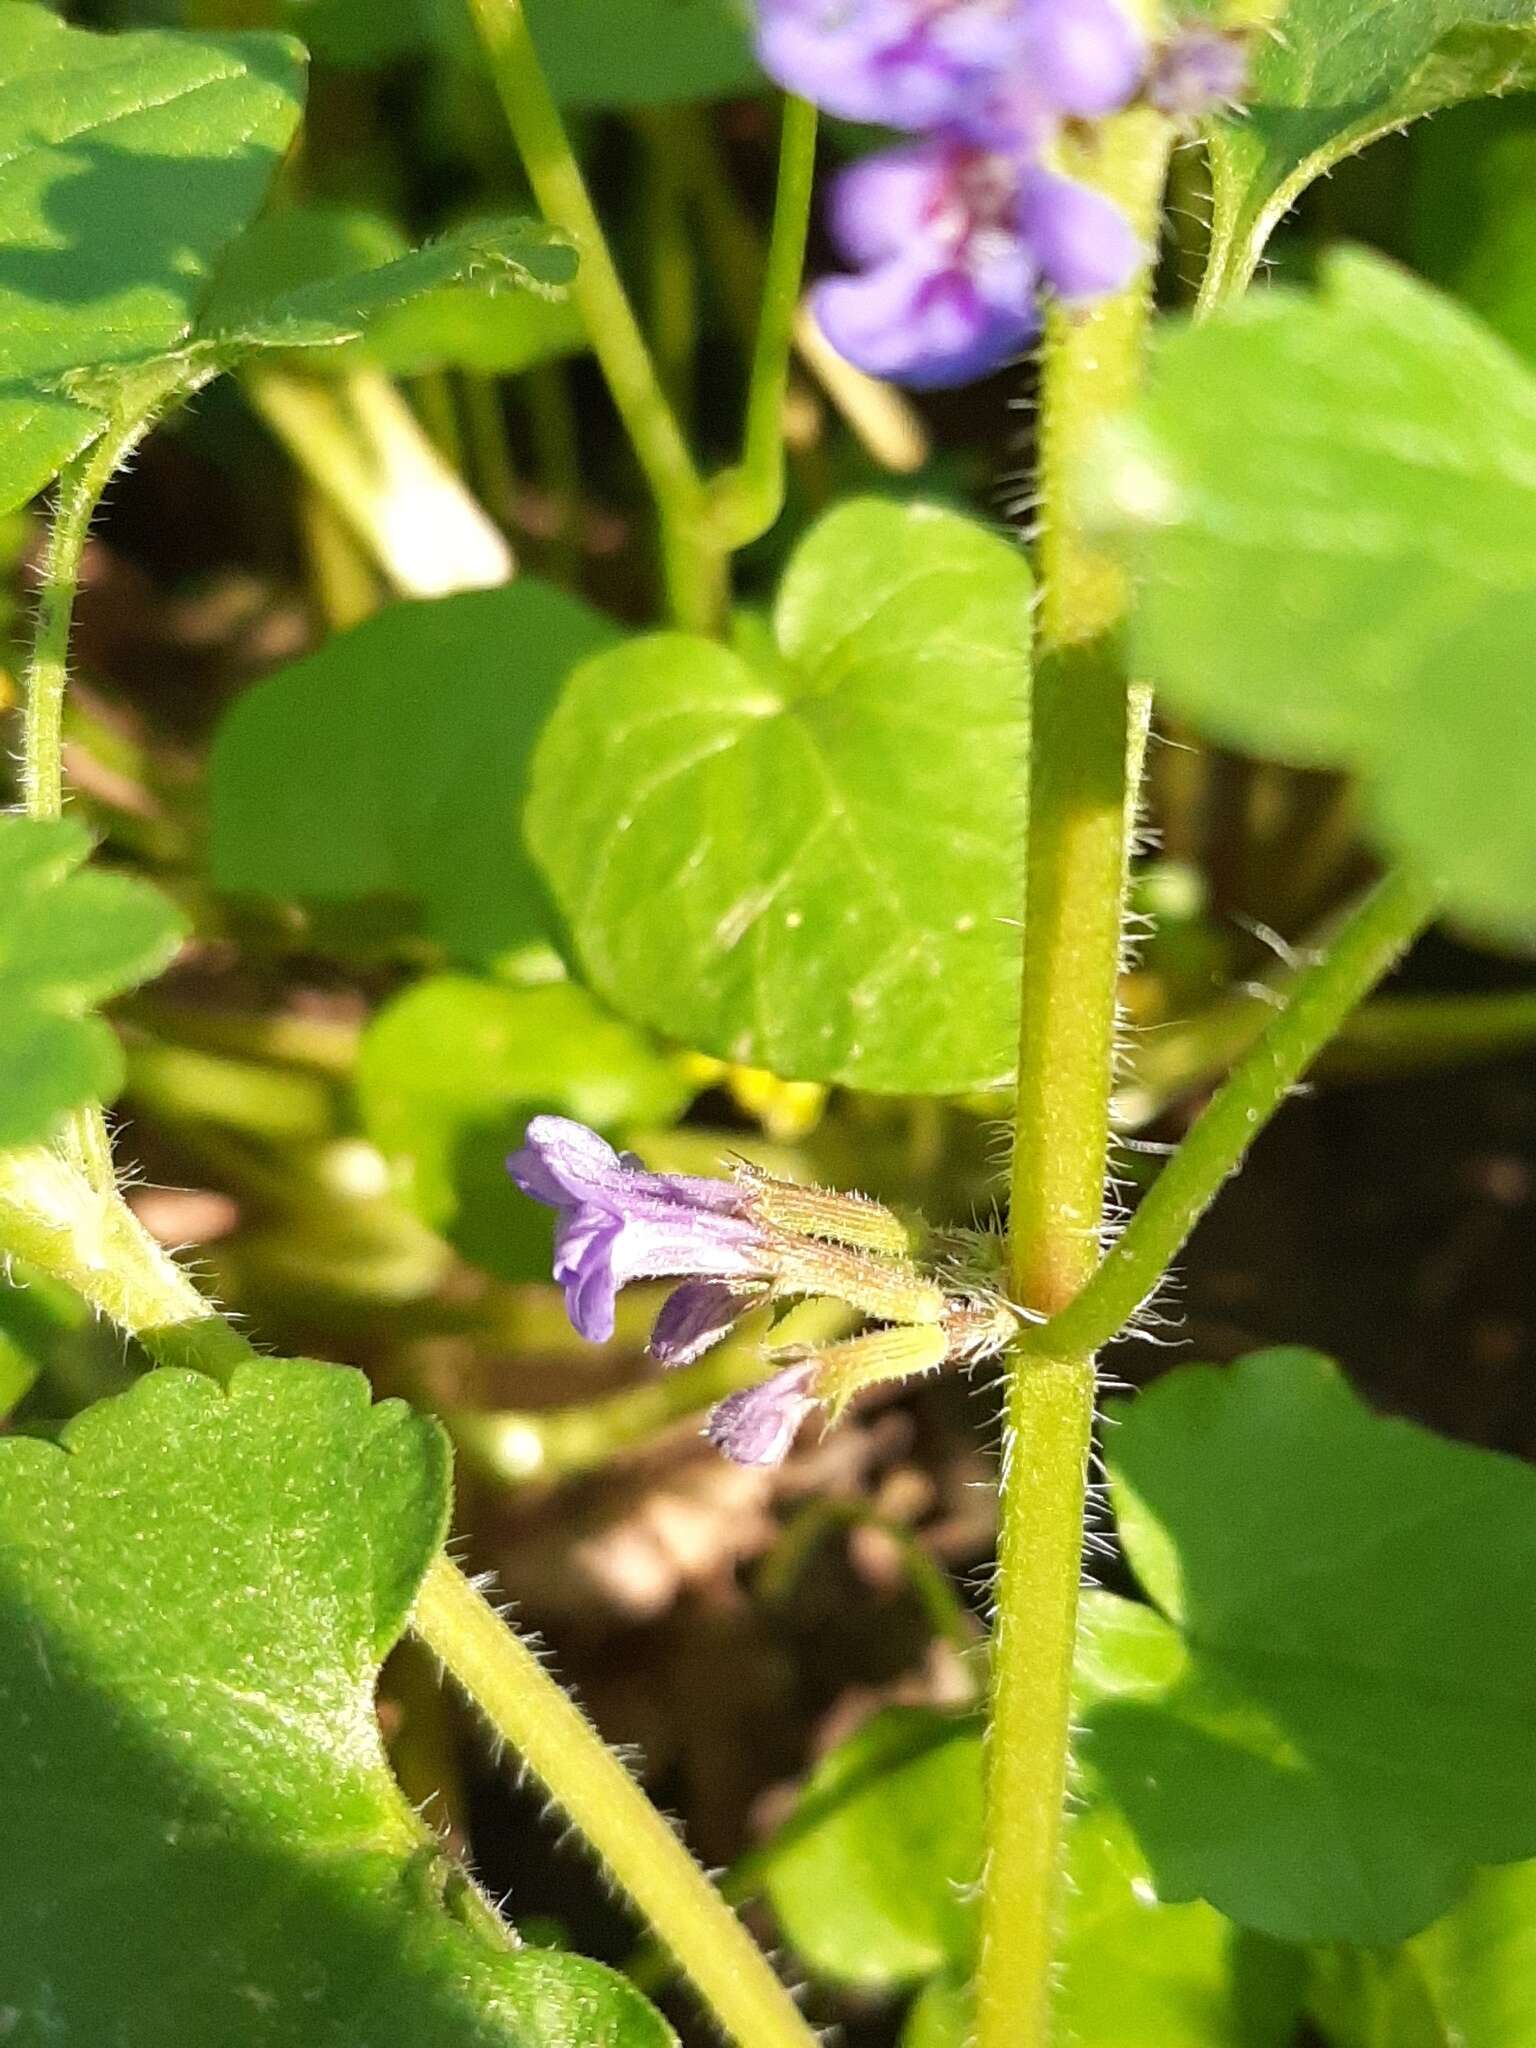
1091;1350;1536;1945
1096;248;1536;938
527;499;1031;1093
1205;0;1536;299
0;1359;674;2043
0;6;304;510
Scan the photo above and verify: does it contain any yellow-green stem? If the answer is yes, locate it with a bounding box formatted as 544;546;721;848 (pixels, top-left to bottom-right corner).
979;104;1173;2048
462;0;723;629
411;1554;820;2048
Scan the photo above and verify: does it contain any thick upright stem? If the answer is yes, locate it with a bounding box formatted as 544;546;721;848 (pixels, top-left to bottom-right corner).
978;106;1172;2048
411;1555;820;2048
463;0;723;628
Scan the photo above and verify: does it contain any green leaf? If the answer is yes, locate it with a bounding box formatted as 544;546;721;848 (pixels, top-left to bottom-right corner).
210;581;620;966
764;1709;984;1988
1205;1;1536;299
357;976;693;1281
201;204;585;375
0;816;186;1148
1414;1859;1536;2046
201;210;577;358
1091;1349;1536;1946
524;0;758;108
0;1359;674;2045
1411;97;1536;365
1097;248;1536;939
527;499;1031;1092
0;6;304;512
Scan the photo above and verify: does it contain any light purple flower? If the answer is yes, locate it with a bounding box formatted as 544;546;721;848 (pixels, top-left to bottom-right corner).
756;0;1029;132
1016;164;1141;302
1015;0;1145;118
1147;26;1249;117
650;1279;768;1366
705;1363;821;1467
814;139;1041;385
508;1116;768;1345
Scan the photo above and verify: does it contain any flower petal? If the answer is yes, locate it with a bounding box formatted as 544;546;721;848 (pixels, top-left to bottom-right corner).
826;145;943;268
811;246;1038;389
1017;165;1141;303
706;1364;820;1467
650;1280;764;1366
1017;0;1145;119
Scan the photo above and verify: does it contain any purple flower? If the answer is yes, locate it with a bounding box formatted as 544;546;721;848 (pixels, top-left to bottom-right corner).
650;1279;767;1365
756;0;1029;131
705;1363;821;1467
1017;164;1141;302
508;1117;768;1345
814;140;1041;386
1016;0;1145;118
1147;26;1249;117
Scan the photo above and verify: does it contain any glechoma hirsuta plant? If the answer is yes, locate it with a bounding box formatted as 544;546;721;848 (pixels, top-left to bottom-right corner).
5;0;1536;2042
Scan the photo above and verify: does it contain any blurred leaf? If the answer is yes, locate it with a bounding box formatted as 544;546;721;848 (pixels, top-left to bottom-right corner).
202;211;576;358
357;976;693;1281
1097;249;1536;939
528;499;1031;1092
1205;1;1536;298
1412;96;1536;363
901;1967;971;2048
0;816;185;1148
524;0;758;108
1091;1349;1536;1945
1414;1859;1536;2046
0;1359;674;2044
281;0;756;103
210;582;619;965
764;1708;984;1988
0;6;304;511
204;204;586;375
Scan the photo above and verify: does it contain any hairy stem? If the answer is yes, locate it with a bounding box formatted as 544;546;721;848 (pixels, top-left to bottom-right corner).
1023;869;1439;1368
23;406;184;1196
716;95;819;548
463;0;723;628
411;1554;821;2048
978;105;1173;2048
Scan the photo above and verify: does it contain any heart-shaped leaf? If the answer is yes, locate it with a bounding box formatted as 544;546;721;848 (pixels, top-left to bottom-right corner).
1095;248;1536;939
527;498;1031;1093
0;816;186;1148
0;1359;673;2044
211;582;620;965
1090;1349;1536;1945
1205;1;1536;299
